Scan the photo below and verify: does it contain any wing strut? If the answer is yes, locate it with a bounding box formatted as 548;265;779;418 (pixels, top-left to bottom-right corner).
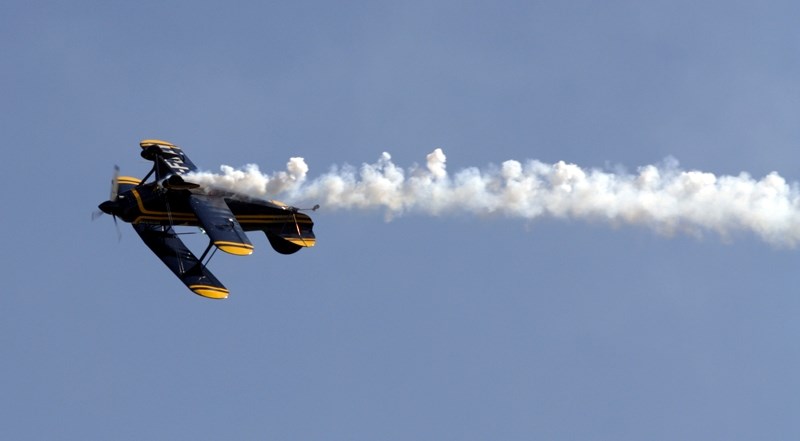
197;239;219;266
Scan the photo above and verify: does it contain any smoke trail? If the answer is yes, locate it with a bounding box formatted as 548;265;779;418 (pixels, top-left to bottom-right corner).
187;149;800;247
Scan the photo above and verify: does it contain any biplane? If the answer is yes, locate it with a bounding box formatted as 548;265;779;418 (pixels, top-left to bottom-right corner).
97;139;316;299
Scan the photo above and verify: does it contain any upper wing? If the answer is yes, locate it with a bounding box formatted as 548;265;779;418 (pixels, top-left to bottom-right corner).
133;224;229;299
139;139;197;179
189;194;254;256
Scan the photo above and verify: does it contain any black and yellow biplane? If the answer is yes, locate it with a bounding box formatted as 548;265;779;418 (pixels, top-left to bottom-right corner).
97;139;316;299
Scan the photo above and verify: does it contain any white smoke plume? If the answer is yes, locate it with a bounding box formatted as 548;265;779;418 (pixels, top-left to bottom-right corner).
187;149;800;247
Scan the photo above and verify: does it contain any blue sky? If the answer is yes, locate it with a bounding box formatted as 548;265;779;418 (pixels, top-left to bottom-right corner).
3;1;800;439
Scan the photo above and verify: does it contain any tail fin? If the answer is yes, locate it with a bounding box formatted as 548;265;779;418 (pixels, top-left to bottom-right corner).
264;212;315;255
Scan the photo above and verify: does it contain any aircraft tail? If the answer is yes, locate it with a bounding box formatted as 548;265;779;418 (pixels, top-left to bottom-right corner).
263;212;315;254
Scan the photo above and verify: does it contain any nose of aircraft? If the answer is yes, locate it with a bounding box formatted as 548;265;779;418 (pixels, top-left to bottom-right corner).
98;200;119;216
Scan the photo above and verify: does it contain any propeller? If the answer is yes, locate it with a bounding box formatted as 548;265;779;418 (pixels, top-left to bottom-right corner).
94;165;123;240
109;165;120;201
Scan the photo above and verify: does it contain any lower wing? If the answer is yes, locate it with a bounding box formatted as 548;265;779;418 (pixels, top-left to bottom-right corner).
133;224;229;299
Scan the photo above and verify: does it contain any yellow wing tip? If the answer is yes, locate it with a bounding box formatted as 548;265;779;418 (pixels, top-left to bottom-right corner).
215;241;255;256
189;285;229;299
140;139;176;148
285;237;316;247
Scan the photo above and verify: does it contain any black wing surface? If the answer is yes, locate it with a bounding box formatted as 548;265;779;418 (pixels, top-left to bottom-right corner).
189;194;254;255
133;224;229;299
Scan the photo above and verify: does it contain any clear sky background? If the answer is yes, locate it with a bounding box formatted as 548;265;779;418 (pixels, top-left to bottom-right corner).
3;1;800;439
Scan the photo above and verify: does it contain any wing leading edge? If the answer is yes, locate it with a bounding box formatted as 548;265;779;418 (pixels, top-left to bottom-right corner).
133;224;229;299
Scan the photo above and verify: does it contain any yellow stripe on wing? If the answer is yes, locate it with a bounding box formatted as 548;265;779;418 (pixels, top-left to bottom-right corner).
118;176;142;185
284;237;316;247
140;139;176;148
